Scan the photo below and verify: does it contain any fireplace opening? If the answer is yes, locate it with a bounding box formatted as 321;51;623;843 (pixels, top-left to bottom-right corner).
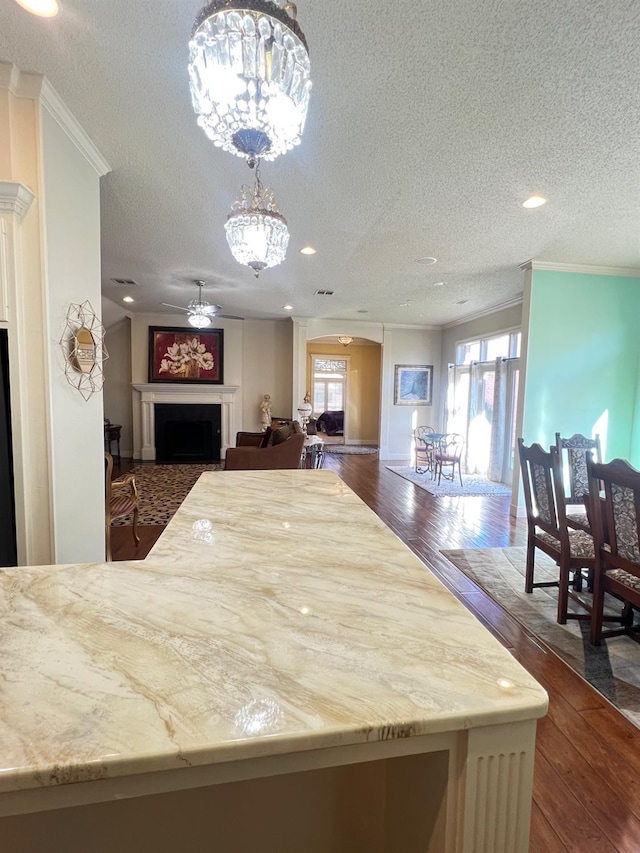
155;403;221;462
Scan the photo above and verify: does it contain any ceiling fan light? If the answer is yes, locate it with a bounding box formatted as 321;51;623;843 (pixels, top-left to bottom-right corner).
188;313;212;328
188;0;312;163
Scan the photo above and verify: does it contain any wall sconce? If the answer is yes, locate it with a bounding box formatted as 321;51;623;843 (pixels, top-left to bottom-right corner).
337;335;353;346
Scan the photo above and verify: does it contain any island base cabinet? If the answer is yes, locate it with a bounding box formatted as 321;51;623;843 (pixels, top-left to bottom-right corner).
0;721;536;853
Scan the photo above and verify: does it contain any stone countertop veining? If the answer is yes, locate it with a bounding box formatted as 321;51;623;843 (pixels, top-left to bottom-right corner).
0;470;547;796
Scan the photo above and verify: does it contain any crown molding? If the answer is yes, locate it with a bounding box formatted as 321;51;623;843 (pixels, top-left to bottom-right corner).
520;260;640;278
0;182;35;220
0;62;43;99
441;296;523;329
40;79;111;177
383;323;440;331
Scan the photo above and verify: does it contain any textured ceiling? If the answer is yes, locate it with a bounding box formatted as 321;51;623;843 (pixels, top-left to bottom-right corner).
1;0;640;326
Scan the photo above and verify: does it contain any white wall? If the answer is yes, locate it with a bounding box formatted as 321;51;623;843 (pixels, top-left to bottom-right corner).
102;317;133;456
42;107;106;563
242;319;292;431
379;327;443;460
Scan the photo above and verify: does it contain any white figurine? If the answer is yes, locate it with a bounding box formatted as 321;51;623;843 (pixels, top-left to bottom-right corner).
260;394;272;431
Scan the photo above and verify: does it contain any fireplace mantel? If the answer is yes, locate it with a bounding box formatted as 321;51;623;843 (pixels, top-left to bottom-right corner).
133;384;239;461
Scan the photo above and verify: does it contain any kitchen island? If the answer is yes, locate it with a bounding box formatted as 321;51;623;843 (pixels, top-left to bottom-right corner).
0;470;547;852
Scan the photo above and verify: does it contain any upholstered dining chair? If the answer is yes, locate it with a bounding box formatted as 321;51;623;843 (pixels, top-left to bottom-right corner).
104;452;140;561
587;456;640;645
413;426;436;473
555;432;602;533
517;439;594;624
433;433;464;486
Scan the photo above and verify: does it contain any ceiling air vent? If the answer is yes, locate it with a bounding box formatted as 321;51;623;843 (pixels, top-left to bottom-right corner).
314;289;334;296
111;278;138;286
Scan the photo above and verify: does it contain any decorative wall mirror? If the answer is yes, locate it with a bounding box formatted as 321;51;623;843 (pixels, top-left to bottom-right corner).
58;300;108;400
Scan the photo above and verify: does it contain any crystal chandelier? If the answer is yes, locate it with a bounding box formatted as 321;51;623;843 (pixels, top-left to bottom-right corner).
225;162;289;276
188;0;312;164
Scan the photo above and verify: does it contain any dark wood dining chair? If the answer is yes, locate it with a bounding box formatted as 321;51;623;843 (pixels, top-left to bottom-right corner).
517;439;594;624
555;432;602;533
105;452;140;561
587;456;640;645
413;425;435;473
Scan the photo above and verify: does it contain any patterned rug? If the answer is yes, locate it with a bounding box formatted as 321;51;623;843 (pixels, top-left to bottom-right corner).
112;463;223;526
441;546;640;730
324;446;378;455
386;466;511;496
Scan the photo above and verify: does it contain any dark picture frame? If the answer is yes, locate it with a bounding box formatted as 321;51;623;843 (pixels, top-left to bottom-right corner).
394;364;433;406
148;326;224;384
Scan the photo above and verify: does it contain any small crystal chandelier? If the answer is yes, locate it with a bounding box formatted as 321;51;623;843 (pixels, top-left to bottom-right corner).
225;161;289;276
337;335;353;346
188;0;312;165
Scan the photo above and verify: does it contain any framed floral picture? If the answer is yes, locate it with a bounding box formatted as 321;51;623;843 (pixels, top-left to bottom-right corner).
148;327;224;384
394;364;433;405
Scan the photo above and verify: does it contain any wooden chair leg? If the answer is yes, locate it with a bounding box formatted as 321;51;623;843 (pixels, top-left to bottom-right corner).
524;536;536;593
557;560;570;624
105;521;112;562
132;506;140;546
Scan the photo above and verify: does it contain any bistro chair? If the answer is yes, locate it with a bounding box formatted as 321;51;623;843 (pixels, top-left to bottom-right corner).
434;433;464;486
105;452;140;561
587;456;640;645
555;432;602;533
517;439;594;624
413;425;436;473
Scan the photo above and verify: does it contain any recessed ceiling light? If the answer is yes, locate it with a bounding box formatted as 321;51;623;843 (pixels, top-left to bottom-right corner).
522;195;547;208
122;296;134;303
399;300;414;307
300;246;316;255
14;0;59;16
416;256;437;265
283;304;293;310
433;281;446;287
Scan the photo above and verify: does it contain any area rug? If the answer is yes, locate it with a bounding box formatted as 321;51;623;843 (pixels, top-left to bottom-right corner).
441;546;640;729
386;466;511;496
112;463;223;526
324;446;378;455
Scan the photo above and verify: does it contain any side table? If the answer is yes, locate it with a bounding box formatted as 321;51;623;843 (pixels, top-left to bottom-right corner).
104;424;122;460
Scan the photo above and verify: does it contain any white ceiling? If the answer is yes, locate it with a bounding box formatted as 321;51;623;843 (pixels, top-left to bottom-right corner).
1;0;640;326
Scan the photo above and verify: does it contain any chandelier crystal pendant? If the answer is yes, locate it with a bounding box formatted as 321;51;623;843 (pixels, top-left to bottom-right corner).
225;162;289;276
188;0;312;164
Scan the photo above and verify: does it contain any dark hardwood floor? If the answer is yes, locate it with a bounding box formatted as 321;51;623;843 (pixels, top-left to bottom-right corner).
110;453;640;852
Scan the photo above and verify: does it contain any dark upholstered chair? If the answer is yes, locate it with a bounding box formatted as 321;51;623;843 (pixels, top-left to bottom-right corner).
517;439;594;624
587;456;640;645
224;422;306;470
555;432;602;533
105;452;140;561
434;433;464;486
413;426;436;473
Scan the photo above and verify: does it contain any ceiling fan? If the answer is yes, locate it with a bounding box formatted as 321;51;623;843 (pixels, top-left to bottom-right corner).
161;280;244;327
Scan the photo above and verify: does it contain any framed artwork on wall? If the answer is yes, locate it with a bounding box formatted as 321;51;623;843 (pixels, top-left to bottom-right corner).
394;364;433;405
148;327;224;384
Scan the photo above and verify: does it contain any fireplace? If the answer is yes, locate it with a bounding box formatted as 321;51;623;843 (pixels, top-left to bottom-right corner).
133;384;239;461
155;403;221;462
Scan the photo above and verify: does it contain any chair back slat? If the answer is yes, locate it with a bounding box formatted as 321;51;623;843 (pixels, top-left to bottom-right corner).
555;432;602;503
518;440;561;537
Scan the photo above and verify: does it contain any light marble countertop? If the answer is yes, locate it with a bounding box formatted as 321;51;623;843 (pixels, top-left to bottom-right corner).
0;470;547;800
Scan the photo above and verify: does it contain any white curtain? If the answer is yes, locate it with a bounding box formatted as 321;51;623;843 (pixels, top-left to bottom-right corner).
488;357;508;482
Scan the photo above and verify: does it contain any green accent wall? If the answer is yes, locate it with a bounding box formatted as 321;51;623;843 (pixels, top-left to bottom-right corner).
522;270;640;465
